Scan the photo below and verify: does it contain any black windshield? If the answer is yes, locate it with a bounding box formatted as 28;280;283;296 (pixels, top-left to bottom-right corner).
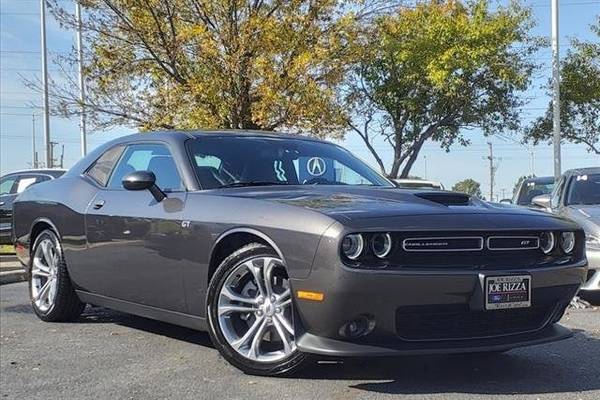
186;136;393;190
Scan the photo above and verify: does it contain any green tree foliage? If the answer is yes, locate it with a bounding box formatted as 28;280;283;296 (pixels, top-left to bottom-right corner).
41;0;376;135
526;17;600;154
452;178;483;198
346;0;540;178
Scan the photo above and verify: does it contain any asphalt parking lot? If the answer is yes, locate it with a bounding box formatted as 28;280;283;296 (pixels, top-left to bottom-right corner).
1;282;599;400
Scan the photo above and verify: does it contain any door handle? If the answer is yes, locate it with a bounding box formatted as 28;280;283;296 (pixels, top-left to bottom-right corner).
0;202;4;206
93;199;105;210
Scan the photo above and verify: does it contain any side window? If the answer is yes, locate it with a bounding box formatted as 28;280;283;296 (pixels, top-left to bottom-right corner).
551;176;566;208
86;145;125;186
333;160;371;185
0;176;17;195
15;176;41;193
108;144;183;192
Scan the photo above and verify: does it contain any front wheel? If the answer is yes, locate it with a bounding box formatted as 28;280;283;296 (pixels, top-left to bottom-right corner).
207;243;309;376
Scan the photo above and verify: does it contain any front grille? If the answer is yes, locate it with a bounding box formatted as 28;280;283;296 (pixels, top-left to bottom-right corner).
394;285;577;341
396;304;554;341
351;230;583;271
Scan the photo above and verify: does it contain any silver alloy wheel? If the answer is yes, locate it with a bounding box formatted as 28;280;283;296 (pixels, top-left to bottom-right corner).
217;256;296;363
31;238;59;312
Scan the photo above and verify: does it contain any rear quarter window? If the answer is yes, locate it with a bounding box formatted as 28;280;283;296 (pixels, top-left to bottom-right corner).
85;145;125;186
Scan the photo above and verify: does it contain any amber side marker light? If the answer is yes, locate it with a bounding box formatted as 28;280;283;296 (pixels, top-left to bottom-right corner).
297;290;324;301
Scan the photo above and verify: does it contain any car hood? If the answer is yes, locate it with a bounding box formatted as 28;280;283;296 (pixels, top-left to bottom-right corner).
216;186;550;222
564;205;600;235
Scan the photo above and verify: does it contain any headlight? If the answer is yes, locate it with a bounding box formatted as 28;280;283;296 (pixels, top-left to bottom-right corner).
560;232;575;254
540;232;555;254
342;234;364;260
372;233;392;258
586;234;600;250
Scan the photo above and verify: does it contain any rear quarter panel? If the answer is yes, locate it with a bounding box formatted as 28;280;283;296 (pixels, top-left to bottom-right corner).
13;176;99;270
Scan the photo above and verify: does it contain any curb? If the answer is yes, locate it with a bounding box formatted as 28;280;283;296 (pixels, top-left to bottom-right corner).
0;269;26;285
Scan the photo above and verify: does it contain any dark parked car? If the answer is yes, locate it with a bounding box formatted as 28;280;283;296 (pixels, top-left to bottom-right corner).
13;131;587;376
532;167;600;303
511;176;555;208
0;169;65;245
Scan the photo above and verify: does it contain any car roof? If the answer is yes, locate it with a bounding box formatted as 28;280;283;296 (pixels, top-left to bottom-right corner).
2;169;66;178
564;167;600;177
114;130;330;145
523;176;554;184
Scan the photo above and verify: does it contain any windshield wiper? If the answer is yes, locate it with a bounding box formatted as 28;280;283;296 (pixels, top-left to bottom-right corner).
219;181;291;188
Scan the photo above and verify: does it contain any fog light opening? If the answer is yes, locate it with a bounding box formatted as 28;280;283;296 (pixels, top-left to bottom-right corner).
338;315;376;338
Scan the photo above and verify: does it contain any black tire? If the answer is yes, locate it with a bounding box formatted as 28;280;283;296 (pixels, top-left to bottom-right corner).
29;229;85;322
579;291;600;306
207;243;310;376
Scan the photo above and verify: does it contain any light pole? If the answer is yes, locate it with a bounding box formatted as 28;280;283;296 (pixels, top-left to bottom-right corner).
551;0;561;180
40;0;51;168
75;1;87;156
32;114;37;168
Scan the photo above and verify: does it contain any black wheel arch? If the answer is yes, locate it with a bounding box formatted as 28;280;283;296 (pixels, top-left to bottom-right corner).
208;228;287;285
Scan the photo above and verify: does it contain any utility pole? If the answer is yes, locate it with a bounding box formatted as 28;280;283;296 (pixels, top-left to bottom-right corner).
423;155;428;179
485;142;501;202
40;0;51;168
75;1;87;156
551;0;561;180
530;150;535;177
32;114;37;168
60;144;65;168
49;141;58;169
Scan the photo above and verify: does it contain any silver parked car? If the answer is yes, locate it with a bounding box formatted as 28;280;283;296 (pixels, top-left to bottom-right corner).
0;169;66;245
533;167;600;302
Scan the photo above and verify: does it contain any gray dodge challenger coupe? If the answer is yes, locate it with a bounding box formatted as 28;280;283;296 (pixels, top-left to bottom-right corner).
12;131;587;376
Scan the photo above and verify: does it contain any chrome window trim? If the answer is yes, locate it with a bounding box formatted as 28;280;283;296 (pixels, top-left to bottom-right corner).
402;236;484;252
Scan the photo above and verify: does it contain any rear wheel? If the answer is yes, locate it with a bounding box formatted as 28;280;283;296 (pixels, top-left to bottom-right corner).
207;243;309;376
29;229;85;322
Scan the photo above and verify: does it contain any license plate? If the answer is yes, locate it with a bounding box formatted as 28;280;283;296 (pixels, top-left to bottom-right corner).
485;275;531;310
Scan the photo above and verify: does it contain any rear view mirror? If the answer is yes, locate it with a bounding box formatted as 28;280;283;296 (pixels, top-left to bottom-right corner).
122;171;166;202
531;194;551;209
499;199;512;204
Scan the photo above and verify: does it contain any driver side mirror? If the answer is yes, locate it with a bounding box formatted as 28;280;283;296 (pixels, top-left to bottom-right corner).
531;193;551;210
122;171;166;202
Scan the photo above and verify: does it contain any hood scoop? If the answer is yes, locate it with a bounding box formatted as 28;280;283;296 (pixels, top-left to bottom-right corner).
415;192;471;206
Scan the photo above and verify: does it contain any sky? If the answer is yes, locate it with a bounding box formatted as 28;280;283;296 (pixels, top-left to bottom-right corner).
1;0;599;201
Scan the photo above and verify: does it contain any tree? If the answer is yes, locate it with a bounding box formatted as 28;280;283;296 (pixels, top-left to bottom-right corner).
526;17;600;154
452;178;482;198
346;0;540;178
35;0;379;135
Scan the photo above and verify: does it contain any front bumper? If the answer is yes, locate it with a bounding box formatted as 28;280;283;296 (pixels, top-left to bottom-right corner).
296;324;573;357
580;247;600;291
290;228;587;357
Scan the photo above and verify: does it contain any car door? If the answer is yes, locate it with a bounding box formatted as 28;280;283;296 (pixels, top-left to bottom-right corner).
83;143;189;312
0;174;18;243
